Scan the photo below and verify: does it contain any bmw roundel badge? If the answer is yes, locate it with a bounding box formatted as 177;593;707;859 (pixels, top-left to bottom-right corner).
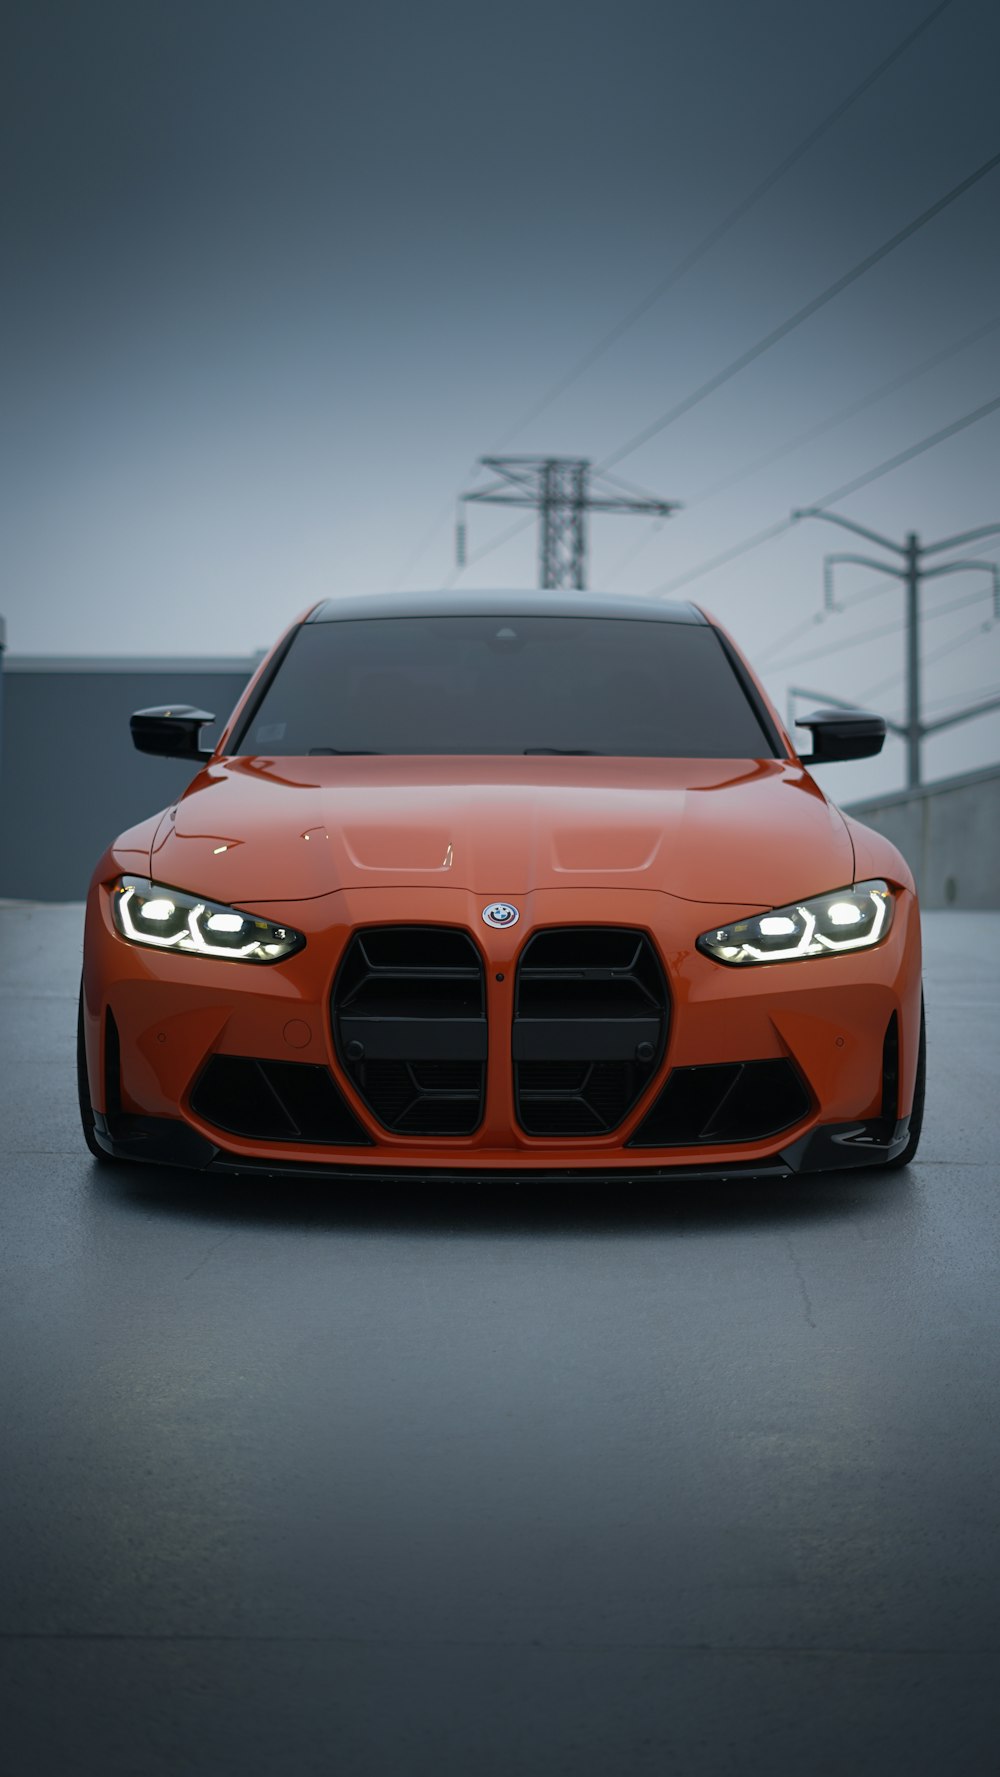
482;902;519;929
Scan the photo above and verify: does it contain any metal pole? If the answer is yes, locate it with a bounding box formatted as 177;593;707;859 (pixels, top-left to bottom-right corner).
904;531;921;788
462;457;679;591
540;461;556;588
793;508;1000;789
564;460;583;589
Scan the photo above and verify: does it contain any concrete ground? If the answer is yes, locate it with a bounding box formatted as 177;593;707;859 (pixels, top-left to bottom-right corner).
1;904;998;1777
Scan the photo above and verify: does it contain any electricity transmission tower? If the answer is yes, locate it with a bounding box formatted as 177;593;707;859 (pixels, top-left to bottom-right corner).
459;457;680;590
791;508;1000;788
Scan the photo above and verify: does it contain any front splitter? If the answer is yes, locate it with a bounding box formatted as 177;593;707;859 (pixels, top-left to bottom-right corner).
91;1109;910;1181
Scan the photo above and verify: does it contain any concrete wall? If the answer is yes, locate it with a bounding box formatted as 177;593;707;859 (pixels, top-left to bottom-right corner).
0;658;253;901
845;763;1000;909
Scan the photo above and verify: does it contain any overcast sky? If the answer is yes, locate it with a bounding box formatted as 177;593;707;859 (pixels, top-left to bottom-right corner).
3;0;999;796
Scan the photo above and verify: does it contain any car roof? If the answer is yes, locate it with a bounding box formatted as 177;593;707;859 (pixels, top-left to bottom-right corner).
307;590;706;625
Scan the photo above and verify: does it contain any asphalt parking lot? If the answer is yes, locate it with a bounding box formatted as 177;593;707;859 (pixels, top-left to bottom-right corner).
1;903;998;1776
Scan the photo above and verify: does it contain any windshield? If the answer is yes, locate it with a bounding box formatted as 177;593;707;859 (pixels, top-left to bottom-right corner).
235;615;776;758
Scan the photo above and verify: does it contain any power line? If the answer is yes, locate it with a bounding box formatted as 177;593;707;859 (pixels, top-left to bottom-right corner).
920;682;1000;711
829;523;1000;609
601;147;1000;472
838;575;908;611
596;466;678;504
856;538;1000;698
608;309;1000;587
764;533;1000;679
879;680;1000;719
489;0;957;450
755;610;830;666
753;567;909;668
652;390;1000;595
688;310;1000;506
855;666;909;703
604;516;670;583
765;582;998;675
443;511;536;589
857;623;999;706
390;389;685;595
753;577;898;670
459;458;679;590
388;2;958;587
788;508;1000;784
654;516;797;596
392;492;466;587
920;617;999;668
805;390;1000;508
822;516;1000;614
772;614;906;669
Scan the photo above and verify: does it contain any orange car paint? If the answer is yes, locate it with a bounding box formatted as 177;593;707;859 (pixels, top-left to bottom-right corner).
82;757;920;1173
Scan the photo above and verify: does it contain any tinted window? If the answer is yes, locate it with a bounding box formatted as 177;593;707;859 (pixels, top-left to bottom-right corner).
237;616;775;758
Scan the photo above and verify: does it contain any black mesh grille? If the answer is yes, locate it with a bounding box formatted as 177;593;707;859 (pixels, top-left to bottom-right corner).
332;927;486;1135
513;928;668;1136
191;1057;372;1145
628;1059;810;1147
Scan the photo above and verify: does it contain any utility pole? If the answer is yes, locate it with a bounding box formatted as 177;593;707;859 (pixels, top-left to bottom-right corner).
792;508;1000;788
460;457;680;590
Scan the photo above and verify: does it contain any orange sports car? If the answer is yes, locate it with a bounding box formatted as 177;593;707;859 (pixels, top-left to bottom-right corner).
79;591;924;1182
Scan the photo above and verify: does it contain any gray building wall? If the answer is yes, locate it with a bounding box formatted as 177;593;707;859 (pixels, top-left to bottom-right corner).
0;659;253;901
845;764;1000;910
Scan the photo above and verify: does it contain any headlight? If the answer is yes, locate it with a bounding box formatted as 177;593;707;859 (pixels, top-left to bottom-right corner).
697;880;894;966
111;877;305;963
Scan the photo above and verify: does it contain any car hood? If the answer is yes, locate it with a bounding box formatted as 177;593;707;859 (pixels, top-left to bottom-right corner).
147;755;855;909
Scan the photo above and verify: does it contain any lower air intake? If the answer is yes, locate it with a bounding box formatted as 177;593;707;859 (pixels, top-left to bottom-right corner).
191;1056;371;1145
628;1058;810;1147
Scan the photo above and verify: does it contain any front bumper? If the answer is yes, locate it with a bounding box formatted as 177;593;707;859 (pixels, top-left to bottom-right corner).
90;1108;912;1178
82;878;922;1179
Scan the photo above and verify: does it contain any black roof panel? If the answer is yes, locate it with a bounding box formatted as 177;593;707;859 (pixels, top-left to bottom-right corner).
308;590;705;625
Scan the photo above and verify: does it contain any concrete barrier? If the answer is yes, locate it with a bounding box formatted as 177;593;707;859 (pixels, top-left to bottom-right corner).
846;763;1000;909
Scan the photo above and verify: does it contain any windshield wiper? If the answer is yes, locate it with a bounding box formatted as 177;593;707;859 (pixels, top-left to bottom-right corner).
523;747;602;755
308;747;381;755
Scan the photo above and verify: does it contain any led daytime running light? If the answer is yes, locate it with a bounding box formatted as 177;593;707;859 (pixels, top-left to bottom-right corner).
697;881;893;967
112;878;304;964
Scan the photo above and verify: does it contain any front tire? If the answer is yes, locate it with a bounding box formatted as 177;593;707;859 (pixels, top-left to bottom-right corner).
77;985;115;1164
886;994;925;1170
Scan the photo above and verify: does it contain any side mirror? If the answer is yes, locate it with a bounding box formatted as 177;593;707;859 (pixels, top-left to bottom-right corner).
130;705;216;762
796;707;885;766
